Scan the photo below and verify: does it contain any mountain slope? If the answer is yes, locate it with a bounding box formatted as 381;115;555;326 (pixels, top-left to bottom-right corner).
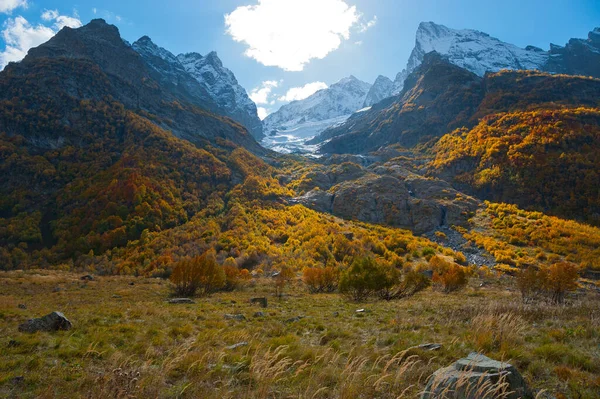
314;52;600;154
178;52;263;139
312;52;485;152
0;19;272;262
262;76;371;140
430;108;600;225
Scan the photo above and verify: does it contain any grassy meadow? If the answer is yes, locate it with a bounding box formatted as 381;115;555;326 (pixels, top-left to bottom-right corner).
0;269;598;398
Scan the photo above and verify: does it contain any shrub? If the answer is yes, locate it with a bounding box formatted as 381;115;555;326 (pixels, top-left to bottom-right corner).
383;270;431;300
302;266;340;293
430;255;469;293
544;262;579;304
339;257;398;301
169;249;226;297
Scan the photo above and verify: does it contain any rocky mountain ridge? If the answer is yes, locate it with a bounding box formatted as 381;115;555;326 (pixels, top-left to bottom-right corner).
132;36;263;139
366;22;600;107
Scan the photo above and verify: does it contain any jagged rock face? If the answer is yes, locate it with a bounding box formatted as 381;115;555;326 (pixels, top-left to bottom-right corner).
178;52;263;139
363;75;394;107
262;76;371;136
545;27;600;78
290;159;479;235
131;36;263;140
132;36;215;108
407;22;549;77
10;19;263;153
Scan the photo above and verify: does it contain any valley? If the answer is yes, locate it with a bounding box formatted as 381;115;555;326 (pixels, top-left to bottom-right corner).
0;11;599;399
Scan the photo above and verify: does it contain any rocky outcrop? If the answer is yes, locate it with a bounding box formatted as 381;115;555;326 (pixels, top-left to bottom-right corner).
422;353;532;399
18;311;72;333
292;162;479;235
544;27;600;78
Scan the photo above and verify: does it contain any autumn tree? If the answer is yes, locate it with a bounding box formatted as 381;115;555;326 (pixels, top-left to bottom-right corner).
516;266;544;302
170;249;226;297
544;262;579;304
274;265;295;298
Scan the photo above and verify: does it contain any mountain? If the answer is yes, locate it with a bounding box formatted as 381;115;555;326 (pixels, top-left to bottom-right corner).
131;36;263;140
545;27;600;77
369;23;600;105
178;52;263;139
406;22;549;78
0;19;271;262
262;76;371;145
312;51;600;154
363;75;394;107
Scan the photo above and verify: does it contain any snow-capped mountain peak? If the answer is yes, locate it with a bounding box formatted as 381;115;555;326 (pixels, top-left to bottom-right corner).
363;75;393;107
261;76;371;152
407;21;549;77
131;36;263;139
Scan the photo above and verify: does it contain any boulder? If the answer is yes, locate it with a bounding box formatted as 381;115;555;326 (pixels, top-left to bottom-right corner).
226;342;249;350
253;311;265;318
80;275;94;281
18;311;72;333
168;298;195;304
422;352;532;399
250;297;268;308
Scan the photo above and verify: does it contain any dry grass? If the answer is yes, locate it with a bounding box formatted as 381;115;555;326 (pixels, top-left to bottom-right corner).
0;269;598;398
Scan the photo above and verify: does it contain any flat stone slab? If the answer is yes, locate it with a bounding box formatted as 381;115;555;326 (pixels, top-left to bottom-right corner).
18;311;72;333
422;352;532;399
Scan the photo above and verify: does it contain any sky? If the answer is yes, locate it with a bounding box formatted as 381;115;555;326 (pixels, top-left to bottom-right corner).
1;0;599;118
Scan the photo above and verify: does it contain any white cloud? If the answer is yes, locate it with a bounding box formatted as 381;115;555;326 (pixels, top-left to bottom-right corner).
249;80;279;105
41;9;59;21
359;16;377;33
0;11;82;70
257;107;269;120
225;0;361;71
0;0;27;14
92;7;97;15
278;81;328;102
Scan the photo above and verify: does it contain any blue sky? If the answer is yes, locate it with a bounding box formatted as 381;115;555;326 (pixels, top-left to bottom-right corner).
1;0;599;117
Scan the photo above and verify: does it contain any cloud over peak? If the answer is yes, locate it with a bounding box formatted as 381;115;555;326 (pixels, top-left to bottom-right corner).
225;0;363;71
0;9;82;70
278;82;328;102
